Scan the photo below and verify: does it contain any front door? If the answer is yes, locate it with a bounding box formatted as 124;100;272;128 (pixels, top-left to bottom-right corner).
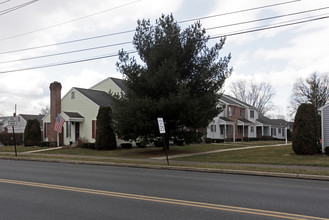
75;122;80;141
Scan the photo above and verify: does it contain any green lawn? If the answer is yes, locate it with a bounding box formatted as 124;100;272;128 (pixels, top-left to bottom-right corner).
176;145;329;167
45;140;286;159
0;145;45;153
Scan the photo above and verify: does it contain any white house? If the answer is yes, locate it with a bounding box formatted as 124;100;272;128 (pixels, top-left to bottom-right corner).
43;77;126;146
319;104;329;153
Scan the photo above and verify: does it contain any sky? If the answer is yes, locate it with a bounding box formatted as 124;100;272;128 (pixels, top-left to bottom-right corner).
0;0;329;120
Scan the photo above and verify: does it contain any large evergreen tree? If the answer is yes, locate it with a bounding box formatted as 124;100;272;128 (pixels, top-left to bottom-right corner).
24;119;41;146
95;106;117;150
113;14;232;143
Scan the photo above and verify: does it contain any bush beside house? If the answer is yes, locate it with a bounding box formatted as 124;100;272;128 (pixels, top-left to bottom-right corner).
95;106;117;150
24;119;42;146
292;103;320;155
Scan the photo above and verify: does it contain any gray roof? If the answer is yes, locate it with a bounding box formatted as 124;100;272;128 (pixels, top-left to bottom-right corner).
75;88;114;107
271;119;288;127
111;77;127;93
238;118;253;124
221;94;256;110
220;95;244;107
63;112;84;119
257;114;273;125
20;114;44;125
219;117;235;123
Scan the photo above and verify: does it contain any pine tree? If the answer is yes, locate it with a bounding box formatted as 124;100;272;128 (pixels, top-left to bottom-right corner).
113;14;232;144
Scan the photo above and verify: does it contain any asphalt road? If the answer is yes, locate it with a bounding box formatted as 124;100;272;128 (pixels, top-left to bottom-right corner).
0;159;328;219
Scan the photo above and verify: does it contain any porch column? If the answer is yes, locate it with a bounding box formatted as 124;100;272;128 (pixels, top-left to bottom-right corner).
233;124;236;143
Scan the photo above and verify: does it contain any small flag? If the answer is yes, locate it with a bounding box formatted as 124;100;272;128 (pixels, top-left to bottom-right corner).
54;114;65;134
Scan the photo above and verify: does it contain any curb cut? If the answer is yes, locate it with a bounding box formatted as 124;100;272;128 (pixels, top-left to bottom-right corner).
1;156;329;181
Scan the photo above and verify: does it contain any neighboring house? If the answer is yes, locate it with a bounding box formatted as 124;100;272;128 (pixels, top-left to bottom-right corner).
0;115;44;134
319;104;329;153
7;114;44;134
207;94;289;142
0;117;9;133
43;77;126;146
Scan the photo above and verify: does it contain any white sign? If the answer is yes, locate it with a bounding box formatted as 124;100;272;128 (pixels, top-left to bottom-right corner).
157;118;166;134
8;117;17;126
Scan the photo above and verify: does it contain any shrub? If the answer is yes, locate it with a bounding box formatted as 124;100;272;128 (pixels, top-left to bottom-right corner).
95;107;117;150
81;142;95;149
121;143;132;149
205;138;212;143
24;119;42;146
292;103;320;155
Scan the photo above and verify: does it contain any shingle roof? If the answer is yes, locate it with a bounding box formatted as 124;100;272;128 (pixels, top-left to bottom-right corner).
20;114;44;124
63;112;84;119
219;117;235;123
220;95;244;107
75;88;114;107
111;77;127;93
221;94;257;109
238;118;254;124
257;114;273;125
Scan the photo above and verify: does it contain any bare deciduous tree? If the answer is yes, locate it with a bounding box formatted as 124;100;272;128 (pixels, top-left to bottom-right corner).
289;72;329;116
229;79;275;115
40;105;49;115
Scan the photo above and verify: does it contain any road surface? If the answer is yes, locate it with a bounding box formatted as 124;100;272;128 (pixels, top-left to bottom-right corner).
0;159;328;219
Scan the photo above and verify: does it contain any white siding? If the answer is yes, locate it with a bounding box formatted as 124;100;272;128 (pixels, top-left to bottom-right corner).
322;106;329;149
90;77;122;94
61;88;99;145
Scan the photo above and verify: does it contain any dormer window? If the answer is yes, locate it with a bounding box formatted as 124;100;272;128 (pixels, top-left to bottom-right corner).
250;110;254;118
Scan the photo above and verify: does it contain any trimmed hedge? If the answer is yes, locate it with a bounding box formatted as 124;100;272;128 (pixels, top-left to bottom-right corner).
24;119;42;146
95;106;117;150
292;103;320;155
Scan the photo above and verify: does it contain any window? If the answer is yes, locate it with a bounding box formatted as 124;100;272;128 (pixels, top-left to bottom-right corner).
71;92;75;99
92;120;97;138
210;124;216;132
251;126;254;133
250;110;254;118
229;107;232;116
240;109;243;118
272;128;277;136
66;121;71;138
220;125;224;135
233;107;236;116
278;128;281;134
228;125;232;135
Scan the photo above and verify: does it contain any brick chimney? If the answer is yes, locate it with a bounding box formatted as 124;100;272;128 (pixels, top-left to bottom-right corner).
49;81;62;143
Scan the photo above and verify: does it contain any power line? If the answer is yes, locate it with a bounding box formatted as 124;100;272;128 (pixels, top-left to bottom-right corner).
179;0;301;23
206;6;329;31
0;0;11;4
0;0;141;42
1;13;329;74
0;0;299;50
0;29;135;55
210;15;329;39
1;7;329;64
0;50;137;74
0;41;132;64
0;0;38;16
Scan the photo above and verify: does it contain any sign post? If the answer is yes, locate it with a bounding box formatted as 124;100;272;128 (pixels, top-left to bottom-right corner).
157;118;169;165
8;117;17;157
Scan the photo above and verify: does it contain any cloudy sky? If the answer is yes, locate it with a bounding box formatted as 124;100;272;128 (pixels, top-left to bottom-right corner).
0;0;328;120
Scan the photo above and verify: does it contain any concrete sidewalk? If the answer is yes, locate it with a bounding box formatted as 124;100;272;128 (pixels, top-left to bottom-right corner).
151;143;288;160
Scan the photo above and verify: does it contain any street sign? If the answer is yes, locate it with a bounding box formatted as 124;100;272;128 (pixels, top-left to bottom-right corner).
157;118;166;134
8;117;17;126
